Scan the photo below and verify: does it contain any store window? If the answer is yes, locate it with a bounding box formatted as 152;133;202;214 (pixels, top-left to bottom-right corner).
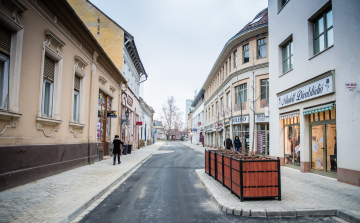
313;8;333;55
97;91;112;152
233;124;249;152
309;106;336;176
257;124;269;156
284;116;300;166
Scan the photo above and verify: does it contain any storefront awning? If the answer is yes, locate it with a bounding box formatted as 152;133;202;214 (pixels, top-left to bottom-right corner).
303;103;335;115
279;111;300;120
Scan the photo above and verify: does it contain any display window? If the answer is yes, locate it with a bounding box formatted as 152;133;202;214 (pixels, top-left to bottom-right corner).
283;116;300;167
309;106;336;176
97;90;112;155
257;124;269;156
233;124;249;152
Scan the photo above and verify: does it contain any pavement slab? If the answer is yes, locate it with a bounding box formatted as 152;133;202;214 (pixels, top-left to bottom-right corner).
0;142;170;223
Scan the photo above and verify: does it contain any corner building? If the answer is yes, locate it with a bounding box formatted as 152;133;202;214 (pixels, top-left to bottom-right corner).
203;8;270;155
268;0;360;186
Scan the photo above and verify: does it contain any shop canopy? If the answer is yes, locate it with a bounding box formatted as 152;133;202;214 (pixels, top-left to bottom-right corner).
279;111;299;120
303;103;335;115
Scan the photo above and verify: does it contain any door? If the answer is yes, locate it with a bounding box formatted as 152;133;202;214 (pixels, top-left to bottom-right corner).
311;123;337;175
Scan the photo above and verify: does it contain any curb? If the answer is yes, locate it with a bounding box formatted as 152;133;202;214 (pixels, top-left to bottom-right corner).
182;142;206;154
59;154;154;223
195;169;360;222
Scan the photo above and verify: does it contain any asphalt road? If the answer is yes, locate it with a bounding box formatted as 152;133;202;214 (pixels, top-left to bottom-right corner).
79;142;343;223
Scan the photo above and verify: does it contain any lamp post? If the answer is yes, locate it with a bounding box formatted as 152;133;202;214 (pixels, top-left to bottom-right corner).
125;109;130;119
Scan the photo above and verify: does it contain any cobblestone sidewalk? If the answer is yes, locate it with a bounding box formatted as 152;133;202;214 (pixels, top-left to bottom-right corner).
0;142;171;223
196;168;360;222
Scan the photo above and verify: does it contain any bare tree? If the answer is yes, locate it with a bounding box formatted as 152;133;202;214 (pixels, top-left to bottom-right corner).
161;96;183;140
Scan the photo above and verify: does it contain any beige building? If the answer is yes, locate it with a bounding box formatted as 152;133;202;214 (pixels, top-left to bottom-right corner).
68;0;147;150
0;0;126;191
203;8;270;155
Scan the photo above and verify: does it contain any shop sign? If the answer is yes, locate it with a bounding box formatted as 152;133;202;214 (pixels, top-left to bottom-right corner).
255;114;270;123
344;83;358;92
136;121;143;126
232;116;249;124
107;110;117;118
192;128;197;132
127;95;133;107
198;122;201;125
224;119;230;125
277;75;333;108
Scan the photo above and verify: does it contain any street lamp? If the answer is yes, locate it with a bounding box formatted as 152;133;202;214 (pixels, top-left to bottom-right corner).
125;109;130;119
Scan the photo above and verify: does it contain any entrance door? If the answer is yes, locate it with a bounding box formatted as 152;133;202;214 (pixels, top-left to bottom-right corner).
311;123;337;175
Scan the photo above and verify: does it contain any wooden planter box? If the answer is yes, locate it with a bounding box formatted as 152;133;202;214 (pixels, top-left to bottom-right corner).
205;150;281;201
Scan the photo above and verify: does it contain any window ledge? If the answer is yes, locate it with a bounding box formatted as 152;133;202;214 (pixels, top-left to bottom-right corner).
0;110;22;120
69;122;86;128
309;45;334;60
279;69;293;78
36;117;63;125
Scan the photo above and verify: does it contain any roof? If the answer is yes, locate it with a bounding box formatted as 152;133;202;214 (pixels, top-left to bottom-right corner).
201;8;268;91
191;89;205;107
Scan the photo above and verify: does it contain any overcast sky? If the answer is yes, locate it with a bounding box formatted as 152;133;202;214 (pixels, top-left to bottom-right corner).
90;0;268;126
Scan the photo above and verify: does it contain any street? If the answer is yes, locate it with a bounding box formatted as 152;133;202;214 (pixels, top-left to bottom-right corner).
78;142;342;223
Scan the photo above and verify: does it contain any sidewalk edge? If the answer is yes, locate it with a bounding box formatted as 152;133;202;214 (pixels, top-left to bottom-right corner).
195;169;360;221
59;154;154;223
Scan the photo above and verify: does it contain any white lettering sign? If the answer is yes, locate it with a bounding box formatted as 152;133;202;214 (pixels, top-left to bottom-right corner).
232;116;249;124
344;83;357;92
278;75;333;108
255;114;270;123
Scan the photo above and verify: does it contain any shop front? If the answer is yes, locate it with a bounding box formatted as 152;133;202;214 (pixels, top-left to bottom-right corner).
97;90;113;156
280;112;300;167
232;115;250;152
255;114;270;156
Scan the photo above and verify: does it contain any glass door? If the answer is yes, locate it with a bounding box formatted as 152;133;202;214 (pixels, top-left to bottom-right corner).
311;125;324;170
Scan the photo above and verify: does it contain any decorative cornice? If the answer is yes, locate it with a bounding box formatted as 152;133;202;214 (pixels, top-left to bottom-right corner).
45;29;66;47
2;0;28;13
0;11;22;31
110;85;116;93
36;117;62;137
45;45;62;61
204;62;269;106
99;85;114;98
99;76;107;85
75;55;88;67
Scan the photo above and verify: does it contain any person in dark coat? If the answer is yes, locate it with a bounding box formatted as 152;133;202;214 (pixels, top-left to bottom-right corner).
113;135;123;165
224;135;233;150
234;136;242;152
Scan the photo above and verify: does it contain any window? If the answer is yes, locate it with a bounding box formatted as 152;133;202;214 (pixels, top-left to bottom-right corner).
216;101;218;115
41;55;55;117
261;79;269;100
0;53;10;109
0;24;12;110
235;83;247;104
282;40;293;73
73;75;80;123
243;44;249;63
314;8;333;55
233;50;237;68
280;0;289;8
227;92;230;108
257;38;267;59
221;98;224;112
229;57;231;72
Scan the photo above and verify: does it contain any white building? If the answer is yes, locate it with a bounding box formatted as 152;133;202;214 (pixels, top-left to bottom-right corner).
139;97;154;147
185;99;193;131
191;90;205;145
269;0;360;186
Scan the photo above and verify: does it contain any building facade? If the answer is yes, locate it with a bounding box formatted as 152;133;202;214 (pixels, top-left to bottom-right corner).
185;99;193;131
139;97;154;147
269;0;360;186
191;90;205;145
0;0;126;191
69;0;148;150
203;8;270;155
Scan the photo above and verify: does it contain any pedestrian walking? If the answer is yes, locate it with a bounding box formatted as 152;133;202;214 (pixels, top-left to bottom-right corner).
223;135;233;150
113;135;123;165
234;136;242;153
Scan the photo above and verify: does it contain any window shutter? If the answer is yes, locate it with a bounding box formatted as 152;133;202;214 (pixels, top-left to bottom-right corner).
44;55;55;81
0;24;12;55
74;75;80;91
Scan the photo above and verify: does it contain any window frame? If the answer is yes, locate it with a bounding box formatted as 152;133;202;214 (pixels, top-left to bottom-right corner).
0;52;10;110
41;78;54;118
257;37;267;59
73;89;80;123
235;83;247;104
282;39;293;74
243;44;249;64
313;8;333;55
260;79;269;100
